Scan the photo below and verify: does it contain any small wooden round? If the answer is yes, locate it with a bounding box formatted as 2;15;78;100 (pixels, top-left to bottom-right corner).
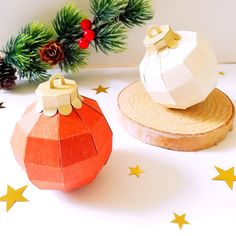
118;81;234;151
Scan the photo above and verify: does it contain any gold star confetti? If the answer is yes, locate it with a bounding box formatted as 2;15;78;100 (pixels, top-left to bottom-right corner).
218;71;225;76
0;185;28;212
212;166;236;189
0;102;5;109
129;165;145;177
92;85;109;94
171;213;190;229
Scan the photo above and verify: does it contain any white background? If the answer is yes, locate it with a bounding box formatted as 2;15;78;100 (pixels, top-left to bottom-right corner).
0;0;236;65
0;65;236;236
1;1;236;235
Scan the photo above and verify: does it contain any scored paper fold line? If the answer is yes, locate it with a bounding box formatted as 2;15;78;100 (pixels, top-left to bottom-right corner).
140;26;218;109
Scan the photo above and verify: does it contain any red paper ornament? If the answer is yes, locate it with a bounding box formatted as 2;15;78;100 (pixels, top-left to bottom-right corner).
81;19;92;30
11;74;113;191
84;29;95;42
78;38;89;49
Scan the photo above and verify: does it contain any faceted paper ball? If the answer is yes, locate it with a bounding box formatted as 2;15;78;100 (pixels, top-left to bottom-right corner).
11;97;112;191
140;31;218;109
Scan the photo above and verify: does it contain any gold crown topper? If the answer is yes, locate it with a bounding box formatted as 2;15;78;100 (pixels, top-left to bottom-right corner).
144;25;181;53
35;73;84;117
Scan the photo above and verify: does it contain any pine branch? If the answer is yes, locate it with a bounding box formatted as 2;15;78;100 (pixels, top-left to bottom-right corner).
94;22;127;54
120;0;154;28
90;0;128;24
91;0;153;54
58;44;88;72
3;23;53;81
53;4;84;44
1;2;154;84
53;4;89;72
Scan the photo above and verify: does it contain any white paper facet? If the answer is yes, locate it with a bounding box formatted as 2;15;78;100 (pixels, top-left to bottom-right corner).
140;29;218;109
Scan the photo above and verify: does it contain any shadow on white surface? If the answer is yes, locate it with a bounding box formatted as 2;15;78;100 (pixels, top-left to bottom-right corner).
56;149;187;215
7;80;38;95
69;67;138;86
4;67;139;96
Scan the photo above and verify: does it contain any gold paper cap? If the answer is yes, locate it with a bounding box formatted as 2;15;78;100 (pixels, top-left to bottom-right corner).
144;25;181;53
35;73;83;117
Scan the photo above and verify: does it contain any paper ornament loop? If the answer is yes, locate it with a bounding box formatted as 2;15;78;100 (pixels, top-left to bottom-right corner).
144;24;181;53
49;73;66;89
35;73;83;117
147;25;162;38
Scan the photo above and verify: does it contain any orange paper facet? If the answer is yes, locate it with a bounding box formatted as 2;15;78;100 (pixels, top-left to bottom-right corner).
11;97;112;191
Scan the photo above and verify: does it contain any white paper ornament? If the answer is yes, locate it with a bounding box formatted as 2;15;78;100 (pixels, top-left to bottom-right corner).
139;25;218;109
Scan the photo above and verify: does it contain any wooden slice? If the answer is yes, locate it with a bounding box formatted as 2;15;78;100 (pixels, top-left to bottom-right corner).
118;81;235;151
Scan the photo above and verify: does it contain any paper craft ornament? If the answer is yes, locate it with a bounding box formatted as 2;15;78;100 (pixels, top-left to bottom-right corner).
139;25;218;109
11;74;112;191
118;24;234;151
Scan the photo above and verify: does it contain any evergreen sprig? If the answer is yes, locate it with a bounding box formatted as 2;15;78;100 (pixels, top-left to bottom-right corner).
3;23;53;81
91;0;154;53
53;4;84;44
120;0;154;28
94;22;127;54
91;0;128;23
1;1;154;84
53;4;88;72
58;44;88;72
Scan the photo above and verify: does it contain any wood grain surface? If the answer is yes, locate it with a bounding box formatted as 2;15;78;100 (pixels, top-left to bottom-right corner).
118;81;234;151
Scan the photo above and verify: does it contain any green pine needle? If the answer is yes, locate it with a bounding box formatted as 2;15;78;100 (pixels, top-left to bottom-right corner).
91;0;153;53
120;0;154;28
3;23;54;81
53;4;84;44
53;4;88;72
1;2;154;82
94;22;127;54
59;44;88;73
90;0;128;23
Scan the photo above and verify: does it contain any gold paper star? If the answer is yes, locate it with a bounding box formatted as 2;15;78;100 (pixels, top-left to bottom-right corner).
129;165;145;177
0;102;5;109
0;185;28;212
212;166;236;189
93;85;109;94
171;213;190;229
218;71;225;76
